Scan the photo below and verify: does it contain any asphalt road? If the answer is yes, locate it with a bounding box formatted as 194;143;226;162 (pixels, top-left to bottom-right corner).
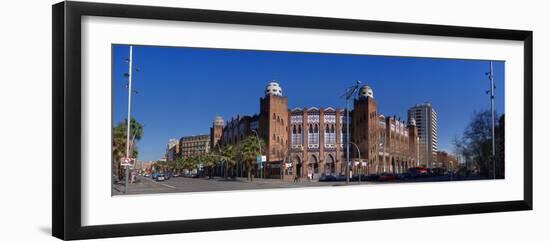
112;174;490;195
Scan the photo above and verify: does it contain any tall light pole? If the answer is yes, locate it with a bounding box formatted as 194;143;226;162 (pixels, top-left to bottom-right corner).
124;45;133;194
251;129;263;179
416;136;420;167
487;61;496;179
349;142;361;184
342;81;361;184
382;127;387;173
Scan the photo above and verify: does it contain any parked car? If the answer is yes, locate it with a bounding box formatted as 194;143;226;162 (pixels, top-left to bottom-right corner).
430;167;446;176
366;174;380;181
408;167;429;178
335;175;348;182
378;173;397;181
319;174;338;182
351;174;370;182
397;172;413;180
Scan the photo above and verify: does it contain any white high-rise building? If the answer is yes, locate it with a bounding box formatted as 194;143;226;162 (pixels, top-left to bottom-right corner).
408;103;438;167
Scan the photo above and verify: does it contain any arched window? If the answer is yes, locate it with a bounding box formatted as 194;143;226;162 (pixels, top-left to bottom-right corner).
311;124;319;145
291;125;300;146
308;124;314;145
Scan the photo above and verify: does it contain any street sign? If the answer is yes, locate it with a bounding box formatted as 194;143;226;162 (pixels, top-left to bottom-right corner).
120;157;135;166
256;155;267;163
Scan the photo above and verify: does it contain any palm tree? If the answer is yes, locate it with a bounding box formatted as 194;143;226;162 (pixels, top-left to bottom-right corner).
183;156;198;175
112;122;126;181
201;153;218;179
112;117;144;181
238;136;265;182
152;161;166;173
219;145;236;179
175;156;186;175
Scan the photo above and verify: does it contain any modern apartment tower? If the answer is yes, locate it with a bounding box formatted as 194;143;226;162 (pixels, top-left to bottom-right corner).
407;103;438;167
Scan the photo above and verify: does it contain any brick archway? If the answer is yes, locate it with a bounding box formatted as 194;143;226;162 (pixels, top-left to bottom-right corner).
308;154;319;174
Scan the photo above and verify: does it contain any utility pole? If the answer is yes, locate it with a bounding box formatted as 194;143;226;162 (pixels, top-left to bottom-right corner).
487;61;496;179
349;142;361;184
416;136;420;167
383;128;387;173
124;45;133;194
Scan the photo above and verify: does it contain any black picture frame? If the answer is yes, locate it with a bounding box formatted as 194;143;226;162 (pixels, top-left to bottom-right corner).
52;1;533;240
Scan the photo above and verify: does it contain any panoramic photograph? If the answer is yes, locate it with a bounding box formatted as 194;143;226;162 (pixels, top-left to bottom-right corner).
111;44;505;195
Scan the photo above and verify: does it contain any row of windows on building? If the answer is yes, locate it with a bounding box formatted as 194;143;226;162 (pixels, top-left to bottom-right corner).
290;123;344;147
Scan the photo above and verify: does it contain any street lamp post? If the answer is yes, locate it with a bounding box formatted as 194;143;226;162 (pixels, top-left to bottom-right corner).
487;61;496;179
416;136;420;167
349;142;361;184
124;45;134;194
251;129;263;179
342;81;362;184
382;128;387;173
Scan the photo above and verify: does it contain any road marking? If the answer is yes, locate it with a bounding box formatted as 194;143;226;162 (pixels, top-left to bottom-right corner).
161;183;176;189
140;176;176;189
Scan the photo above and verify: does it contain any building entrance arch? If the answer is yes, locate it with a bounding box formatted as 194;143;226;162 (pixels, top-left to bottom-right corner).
293;155;302;178
308;154;319;174
325;154;335;174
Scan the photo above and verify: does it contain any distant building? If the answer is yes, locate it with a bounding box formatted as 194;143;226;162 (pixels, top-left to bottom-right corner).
408;103;438;167
210;116;224;150
377;115;420;174
436;151;458;171
136;160;153;172
179;134;211;159
166;138;179;162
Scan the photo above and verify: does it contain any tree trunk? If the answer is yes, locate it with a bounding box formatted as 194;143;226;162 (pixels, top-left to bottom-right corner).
247;165;252;182
224;162;228;180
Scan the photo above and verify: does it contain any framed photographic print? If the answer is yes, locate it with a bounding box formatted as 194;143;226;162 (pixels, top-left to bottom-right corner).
52;1;533;240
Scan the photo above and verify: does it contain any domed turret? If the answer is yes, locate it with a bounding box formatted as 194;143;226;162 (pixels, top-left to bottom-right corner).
358;85;374;99
213;116;224;126
265;80;283;96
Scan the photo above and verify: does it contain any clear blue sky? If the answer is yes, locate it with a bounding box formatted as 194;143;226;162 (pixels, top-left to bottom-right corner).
112;45;504;161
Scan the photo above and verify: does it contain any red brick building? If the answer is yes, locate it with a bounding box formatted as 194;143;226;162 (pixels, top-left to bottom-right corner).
213;80;421;179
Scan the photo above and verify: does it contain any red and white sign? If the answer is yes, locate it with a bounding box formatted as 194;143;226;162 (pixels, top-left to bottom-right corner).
120;157;135;166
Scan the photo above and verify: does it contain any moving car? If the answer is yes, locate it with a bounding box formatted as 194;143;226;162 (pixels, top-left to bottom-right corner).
151;173;166;181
